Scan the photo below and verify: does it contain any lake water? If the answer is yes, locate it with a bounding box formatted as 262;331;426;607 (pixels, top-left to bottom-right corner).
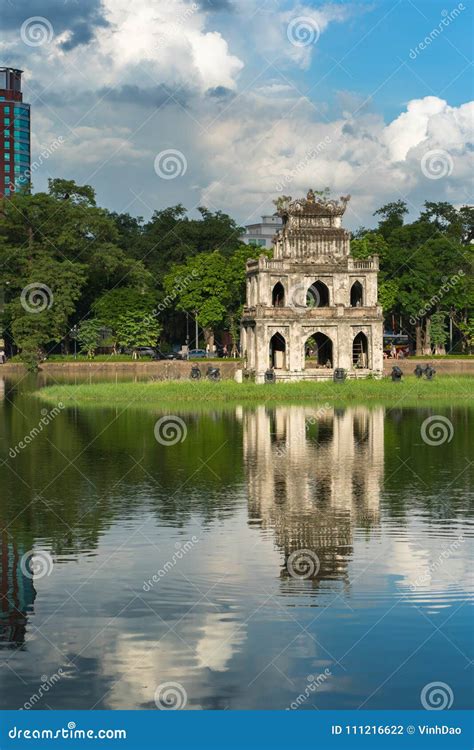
0;375;472;710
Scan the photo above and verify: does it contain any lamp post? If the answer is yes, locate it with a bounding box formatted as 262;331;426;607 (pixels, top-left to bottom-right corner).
194;310;198;350
70;324;78;359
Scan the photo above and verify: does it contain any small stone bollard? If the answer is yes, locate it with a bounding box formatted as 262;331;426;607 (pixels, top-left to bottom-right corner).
333;368;347;383
264;369;276;384
424;364;436;380
207;366;221;381
391;366;403;382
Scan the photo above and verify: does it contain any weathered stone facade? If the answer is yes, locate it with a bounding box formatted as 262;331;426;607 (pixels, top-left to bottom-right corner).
241;191;383;382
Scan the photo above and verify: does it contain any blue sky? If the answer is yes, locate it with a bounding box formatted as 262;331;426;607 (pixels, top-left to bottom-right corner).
248;1;470;112
0;0;472;228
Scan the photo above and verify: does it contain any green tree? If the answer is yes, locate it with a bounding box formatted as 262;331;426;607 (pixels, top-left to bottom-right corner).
163;245;258;348
164;252;230;346
135;205;245;279
362;201;473;354
430;312;448;354
9;255;86;369
48;178;96;206
78;319;104;358
93;288;158;352
115;310;161;356
0;179;152;364
373;200;408;239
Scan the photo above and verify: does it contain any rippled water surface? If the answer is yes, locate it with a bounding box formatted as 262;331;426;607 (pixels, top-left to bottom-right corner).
0;375;472;710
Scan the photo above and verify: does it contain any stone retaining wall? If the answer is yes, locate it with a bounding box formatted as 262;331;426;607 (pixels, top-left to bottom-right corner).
1;358;472;380
0;360;242;380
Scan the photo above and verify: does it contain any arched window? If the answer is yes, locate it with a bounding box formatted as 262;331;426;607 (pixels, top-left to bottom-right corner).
350;281;363;307
307;280;330;307
269;332;286;369
304;332;333;368
272;282;285;307
353;332;368;368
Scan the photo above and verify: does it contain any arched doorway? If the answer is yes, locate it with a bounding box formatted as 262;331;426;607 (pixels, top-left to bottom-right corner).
352;332;368;368
307;280;330;307
272;282;285;307
350;281;363;307
304;332;333;368
269;332;286;369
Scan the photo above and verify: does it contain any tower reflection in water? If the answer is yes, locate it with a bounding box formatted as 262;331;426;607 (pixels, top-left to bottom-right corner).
0;531;36;648
243;406;384;588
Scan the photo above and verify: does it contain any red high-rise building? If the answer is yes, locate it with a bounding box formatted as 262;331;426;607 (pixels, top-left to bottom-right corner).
0;68;31;198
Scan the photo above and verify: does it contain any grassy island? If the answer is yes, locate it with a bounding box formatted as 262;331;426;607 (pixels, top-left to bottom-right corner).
35;376;474;411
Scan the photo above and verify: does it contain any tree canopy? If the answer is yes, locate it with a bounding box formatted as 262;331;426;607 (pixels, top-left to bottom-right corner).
0;181;472;366
353;200;473;354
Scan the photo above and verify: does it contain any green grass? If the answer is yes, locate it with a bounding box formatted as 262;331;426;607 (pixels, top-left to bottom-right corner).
35;375;474;411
